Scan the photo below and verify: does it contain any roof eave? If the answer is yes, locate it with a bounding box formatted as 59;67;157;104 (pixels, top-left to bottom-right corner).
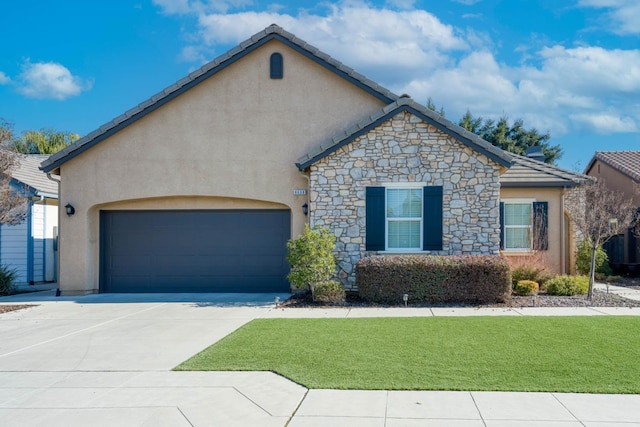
297;102;513;170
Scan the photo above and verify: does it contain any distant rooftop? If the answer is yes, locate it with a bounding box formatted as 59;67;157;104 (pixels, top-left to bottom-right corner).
11;155;58;197
585;151;640;182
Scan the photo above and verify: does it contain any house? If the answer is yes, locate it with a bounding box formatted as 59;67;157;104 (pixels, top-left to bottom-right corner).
585;151;640;274
2;155;58;289
41;25;588;295
500;151;591;275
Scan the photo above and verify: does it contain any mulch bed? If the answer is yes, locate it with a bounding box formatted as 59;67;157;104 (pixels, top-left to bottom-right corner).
0;305;36;314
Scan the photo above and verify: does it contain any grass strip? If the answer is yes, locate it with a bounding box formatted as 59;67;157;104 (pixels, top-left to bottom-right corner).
175;316;640;393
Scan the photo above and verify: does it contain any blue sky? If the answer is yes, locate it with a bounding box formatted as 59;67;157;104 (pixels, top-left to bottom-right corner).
1;0;638;171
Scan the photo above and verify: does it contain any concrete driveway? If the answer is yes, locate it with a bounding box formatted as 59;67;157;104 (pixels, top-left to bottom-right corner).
0;292;304;426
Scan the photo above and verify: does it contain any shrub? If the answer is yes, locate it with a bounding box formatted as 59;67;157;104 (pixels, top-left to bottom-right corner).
511;265;543;286
0;264;17;296
545;275;589;296
356;255;511;304
287;224;336;299
313;280;346;305
576;239;612;277
514;280;539;296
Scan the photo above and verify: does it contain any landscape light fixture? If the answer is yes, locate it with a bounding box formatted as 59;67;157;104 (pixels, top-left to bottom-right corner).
403;293;409;307
302;203;309;216
65;203;75;216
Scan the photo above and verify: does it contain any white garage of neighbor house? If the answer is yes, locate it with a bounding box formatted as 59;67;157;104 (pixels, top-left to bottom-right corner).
2;155;58;290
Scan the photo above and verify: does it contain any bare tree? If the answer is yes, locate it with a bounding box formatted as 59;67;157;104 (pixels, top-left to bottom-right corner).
567;180;639;299
0;119;28;225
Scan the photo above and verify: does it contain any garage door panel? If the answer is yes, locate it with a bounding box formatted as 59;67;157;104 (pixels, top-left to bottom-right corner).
100;210;291;293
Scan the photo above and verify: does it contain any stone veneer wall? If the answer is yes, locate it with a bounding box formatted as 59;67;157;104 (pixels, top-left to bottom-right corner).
309;111;503;290
563;185;587;274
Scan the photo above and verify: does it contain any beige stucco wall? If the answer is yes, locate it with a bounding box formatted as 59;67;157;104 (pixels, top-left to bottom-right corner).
586;160;640;264
57;39;387;294
500;187;567;275
586;160;640;205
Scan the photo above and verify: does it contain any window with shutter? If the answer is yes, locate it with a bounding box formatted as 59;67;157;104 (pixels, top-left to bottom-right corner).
366;185;442;251
500;199;548;251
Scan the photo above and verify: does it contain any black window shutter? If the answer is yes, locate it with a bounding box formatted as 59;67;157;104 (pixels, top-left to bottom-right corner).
499;202;505;250
270;53;283;79
365;187;385;251
532;201;548;250
423;186;443;250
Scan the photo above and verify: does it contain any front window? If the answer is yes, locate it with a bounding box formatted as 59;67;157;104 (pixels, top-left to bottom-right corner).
386;188;422;250
504;202;532;250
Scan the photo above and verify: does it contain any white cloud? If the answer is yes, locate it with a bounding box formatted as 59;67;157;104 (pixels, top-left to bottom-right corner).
578;0;640;34
18;61;92;100
402;44;640;135
153;0;253;15
385;0;416;9
452;0;482;5
569;113;637;133
153;0;194;15
0;72;10;85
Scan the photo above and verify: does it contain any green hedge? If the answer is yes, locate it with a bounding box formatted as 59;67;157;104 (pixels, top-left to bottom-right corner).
356;255;511;304
545;275;589;296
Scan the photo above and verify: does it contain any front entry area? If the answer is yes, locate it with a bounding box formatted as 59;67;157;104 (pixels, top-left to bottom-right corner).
100;209;291;293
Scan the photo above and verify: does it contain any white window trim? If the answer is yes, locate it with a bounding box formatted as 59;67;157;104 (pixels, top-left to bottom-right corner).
501;198;536;252
384;185;424;251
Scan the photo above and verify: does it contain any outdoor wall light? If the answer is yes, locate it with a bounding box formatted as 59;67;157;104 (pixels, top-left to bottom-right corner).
65;203;75;216
302;203;309;216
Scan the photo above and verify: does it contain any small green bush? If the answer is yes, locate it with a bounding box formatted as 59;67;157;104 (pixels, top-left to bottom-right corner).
313;280;346;305
510;264;554;288
514;280;539;296
287;224;336;298
356;255;511;304
545;275;589;296
576;239;612;277
511;265;540;284
0;264;18;296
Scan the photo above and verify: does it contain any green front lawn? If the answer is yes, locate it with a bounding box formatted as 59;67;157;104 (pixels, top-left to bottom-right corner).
175;316;640;393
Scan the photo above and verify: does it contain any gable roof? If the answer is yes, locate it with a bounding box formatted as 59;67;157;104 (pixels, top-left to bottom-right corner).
41;24;399;174
11;155;58;198
296;97;513;170
585;151;640;183
501;153;592;188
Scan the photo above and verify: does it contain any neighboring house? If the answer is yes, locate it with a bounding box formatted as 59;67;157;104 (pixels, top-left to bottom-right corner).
500;151;591;275
41;25;588;295
585;151;640;274
2;155;58;289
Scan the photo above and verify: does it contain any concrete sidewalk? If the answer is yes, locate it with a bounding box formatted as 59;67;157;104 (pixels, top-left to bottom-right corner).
1;289;639;426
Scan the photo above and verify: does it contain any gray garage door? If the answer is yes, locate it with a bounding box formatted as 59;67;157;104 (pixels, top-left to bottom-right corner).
100;210;291;293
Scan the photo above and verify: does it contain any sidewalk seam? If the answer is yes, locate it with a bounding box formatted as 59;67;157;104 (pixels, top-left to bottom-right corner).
469;392;488;427
551;393;586;426
285;388;309;426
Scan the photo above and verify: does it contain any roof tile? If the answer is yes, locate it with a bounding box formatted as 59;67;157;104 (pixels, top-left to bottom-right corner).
593;151;640;182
